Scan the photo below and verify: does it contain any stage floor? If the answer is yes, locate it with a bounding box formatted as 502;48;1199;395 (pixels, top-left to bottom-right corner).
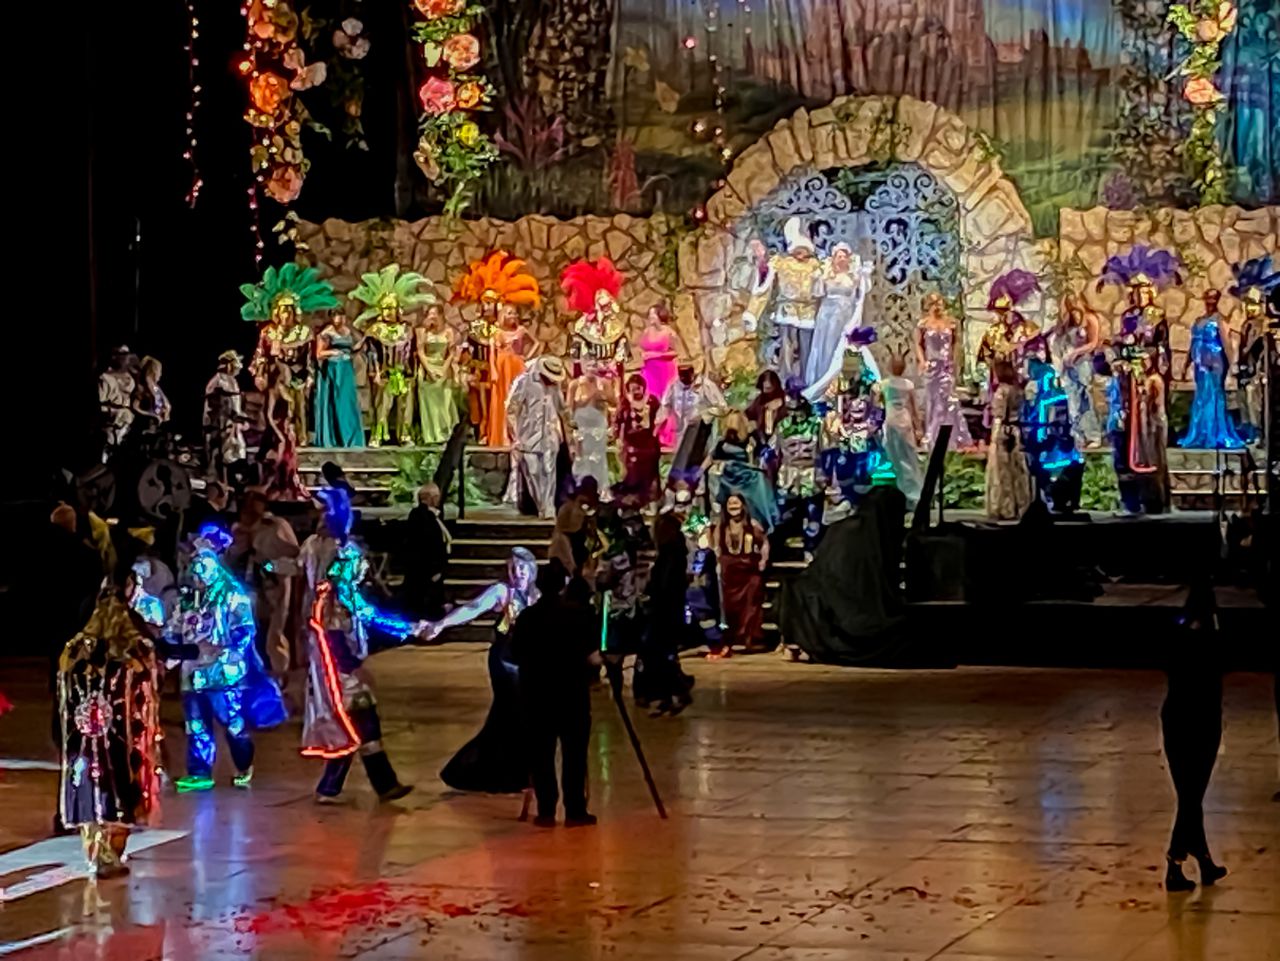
1;654;1276;959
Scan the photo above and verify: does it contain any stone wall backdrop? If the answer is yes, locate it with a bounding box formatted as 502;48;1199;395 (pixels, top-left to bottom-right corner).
295;214;698;366
1057;206;1280;379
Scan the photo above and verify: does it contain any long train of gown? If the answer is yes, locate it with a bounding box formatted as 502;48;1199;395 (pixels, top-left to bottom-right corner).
439;635;528;793
1179;317;1243;450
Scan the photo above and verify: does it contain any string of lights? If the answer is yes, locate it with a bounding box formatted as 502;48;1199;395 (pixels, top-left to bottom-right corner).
239;2;269;265
182;0;203;207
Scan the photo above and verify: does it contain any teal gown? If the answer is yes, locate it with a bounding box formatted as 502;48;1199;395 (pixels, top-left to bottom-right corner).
314;331;365;448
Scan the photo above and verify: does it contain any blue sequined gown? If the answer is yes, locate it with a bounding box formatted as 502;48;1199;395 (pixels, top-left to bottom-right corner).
1179;314;1243;449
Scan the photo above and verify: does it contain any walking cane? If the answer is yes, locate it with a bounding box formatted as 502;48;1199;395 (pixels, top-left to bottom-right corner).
601;591;668;819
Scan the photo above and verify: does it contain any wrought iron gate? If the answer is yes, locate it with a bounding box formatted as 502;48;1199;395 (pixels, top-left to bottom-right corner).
746;164;962;365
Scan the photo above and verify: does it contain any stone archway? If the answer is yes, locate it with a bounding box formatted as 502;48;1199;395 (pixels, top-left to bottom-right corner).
680;95;1054;375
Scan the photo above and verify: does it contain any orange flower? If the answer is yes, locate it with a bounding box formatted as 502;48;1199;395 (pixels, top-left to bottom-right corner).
1183;76;1222;105
414;0;463;18
250;72;290;114
456;81;483;109
265;165;304;204
442;33;480;70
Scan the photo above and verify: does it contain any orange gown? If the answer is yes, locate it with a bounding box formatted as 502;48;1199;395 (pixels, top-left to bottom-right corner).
487;326;528;446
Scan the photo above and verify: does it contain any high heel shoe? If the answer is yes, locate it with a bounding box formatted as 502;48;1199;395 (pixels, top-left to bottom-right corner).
1165;858;1196;892
1194;854;1227;886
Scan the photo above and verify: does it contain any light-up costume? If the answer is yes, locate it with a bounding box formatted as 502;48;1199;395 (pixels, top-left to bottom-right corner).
58;591;161;877
452;252;543;444
292;489;417;801
1097;246;1179;514
242;263;338;446
1230;255;1280;442
562;258;629;383
744;218;826;385
978;270;1041;397
351;265;435;447
167;526;285;791
776;388;825;555
820;331;884;506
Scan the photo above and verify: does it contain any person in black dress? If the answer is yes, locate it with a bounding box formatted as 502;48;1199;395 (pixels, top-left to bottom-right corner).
426;548;539;793
511;561;600;826
1161;579;1229;891
638;513;694;715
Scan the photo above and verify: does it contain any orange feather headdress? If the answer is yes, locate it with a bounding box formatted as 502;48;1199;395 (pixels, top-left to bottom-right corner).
560;257;623;318
452;251;542;308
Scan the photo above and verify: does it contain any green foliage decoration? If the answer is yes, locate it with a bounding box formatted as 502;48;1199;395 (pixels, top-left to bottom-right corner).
1166;0;1237;205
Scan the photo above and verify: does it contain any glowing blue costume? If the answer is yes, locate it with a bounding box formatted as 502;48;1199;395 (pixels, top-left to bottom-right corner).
166;527;285;790
1179;312;1243;450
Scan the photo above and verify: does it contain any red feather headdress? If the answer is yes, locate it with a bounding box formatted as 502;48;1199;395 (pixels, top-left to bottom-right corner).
560;257;623;318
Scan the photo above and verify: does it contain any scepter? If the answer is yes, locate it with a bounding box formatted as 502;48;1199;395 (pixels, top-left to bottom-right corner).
601;590;668;819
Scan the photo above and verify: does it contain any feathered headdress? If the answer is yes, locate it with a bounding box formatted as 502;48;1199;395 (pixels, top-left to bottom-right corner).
987;269;1040;310
452;251;542;308
349;264;435;323
560;257;624;318
1228;255;1280;303
240;262;340;322
1096;245;1182;291
845;326;877;347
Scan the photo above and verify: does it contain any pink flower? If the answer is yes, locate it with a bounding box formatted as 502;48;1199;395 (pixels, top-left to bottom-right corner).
414;0;463;18
419;76;457;115
442;33;480;71
265;165;304;204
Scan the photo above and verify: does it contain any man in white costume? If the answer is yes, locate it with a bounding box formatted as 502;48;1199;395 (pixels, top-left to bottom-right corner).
743;217;826;384
506;356;570;519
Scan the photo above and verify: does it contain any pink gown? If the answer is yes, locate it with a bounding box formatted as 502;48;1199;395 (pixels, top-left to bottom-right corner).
639;326;678;447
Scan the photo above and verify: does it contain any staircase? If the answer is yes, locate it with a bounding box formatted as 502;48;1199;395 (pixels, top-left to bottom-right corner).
1166;446;1265;511
297;445;511;508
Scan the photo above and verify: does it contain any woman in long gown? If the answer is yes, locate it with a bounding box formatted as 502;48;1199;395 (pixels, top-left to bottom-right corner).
915;293;973;450
711;411;780;530
713;493;769;653
427;549;539;793
487;304;535;447
261;360;310;499
985;362;1033;520
1179;290;1243;450
639;304;680;448
416;304;459;445
314;314;365;447
881;355;924;507
806;244;853;388
614;374;662;505
570;374;611;494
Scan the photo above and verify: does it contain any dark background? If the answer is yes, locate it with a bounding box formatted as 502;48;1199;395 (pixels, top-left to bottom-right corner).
6;1;423;498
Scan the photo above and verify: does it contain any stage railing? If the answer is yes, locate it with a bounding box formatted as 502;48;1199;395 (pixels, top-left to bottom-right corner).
911;424;952;532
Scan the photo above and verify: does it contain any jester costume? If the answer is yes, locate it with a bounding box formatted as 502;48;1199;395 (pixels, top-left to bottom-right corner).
453;252;542;444
1097;246;1179;514
291;489;416;800
562;258;629;382
167;527;286;791
351;265;435;446
242;263;340;446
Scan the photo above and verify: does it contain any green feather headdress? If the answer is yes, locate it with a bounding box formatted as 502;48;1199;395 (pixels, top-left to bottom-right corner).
349;264;436;323
240;262;340;322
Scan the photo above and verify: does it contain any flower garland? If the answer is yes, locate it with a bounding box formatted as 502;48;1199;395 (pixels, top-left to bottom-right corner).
409;0;499;216
242;0;328;217
1167;0;1237;205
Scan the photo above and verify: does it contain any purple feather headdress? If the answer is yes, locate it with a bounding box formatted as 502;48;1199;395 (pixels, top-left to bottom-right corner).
845;325;877;347
1096;246;1182;291
986;269;1040;309
1228;255;1280;300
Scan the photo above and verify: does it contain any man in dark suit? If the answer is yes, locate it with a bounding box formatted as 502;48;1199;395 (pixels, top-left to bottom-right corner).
402;483;450;619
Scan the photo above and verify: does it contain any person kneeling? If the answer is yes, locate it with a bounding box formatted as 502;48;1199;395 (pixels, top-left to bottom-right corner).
512;562;601;827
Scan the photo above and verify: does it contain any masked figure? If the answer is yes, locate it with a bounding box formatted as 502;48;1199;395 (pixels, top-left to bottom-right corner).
351;264;435;447
242;263;338;446
167;525;285;792
453;252;543;443
1097;246;1181;514
562;257;630;384
744;218;826;384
